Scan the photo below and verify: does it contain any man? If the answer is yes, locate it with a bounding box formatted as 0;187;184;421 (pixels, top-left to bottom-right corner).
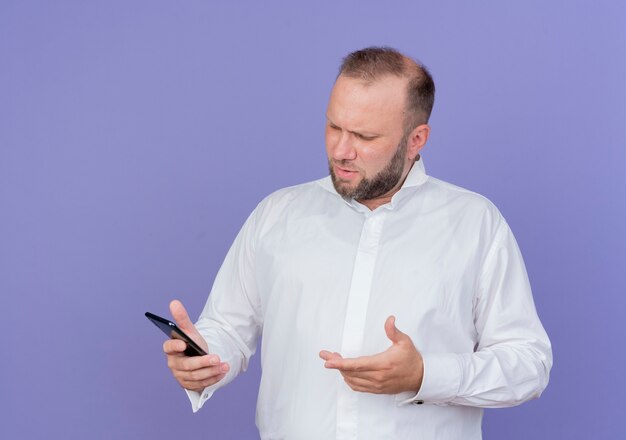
162;47;552;439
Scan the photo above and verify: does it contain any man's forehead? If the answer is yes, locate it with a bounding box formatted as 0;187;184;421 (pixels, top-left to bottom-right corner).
330;75;407;107
327;75;407;132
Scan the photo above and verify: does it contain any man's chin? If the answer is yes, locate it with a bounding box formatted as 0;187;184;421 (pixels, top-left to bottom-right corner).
333;182;360;199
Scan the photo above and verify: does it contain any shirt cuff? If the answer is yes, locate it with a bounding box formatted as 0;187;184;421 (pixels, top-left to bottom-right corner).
395;352;462;406
185;386;217;413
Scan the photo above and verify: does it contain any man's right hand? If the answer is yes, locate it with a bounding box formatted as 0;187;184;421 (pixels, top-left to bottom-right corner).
163;300;230;393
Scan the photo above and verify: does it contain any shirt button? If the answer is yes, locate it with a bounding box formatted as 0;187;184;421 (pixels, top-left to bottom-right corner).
203;394;209;399
414;400;424;405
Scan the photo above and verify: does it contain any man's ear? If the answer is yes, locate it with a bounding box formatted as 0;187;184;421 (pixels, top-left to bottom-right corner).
407;124;430;161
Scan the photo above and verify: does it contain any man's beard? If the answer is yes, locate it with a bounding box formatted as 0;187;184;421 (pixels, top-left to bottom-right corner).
329;132;409;201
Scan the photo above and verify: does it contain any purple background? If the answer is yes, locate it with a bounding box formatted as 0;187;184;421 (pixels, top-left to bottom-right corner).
1;1;624;438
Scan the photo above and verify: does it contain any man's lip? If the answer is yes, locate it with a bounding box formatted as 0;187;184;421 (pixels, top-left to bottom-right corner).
334;164;359;179
334;163;358;173
337;166;357;173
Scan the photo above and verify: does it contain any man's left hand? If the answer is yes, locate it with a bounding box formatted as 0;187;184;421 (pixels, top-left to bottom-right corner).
319;316;424;395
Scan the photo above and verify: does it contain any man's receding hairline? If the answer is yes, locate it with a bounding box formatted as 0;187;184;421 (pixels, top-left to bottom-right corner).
336;71;411;89
338;47;423;80
336;47;436;128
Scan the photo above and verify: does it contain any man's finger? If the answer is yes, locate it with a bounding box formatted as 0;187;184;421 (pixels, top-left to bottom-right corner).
384;315;410;345
169;299;196;333
324;354;383;371
342;375;384;394
384;315;402;344
169;354;222;373
167;300;210;354
180;354;223;372
319;350;343;361
319;350;332;361
180;372;227;392
163;338;187;354
181;363;230;382
337;368;381;381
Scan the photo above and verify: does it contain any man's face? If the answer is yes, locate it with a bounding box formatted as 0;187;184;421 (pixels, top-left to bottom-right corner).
326;75;412;202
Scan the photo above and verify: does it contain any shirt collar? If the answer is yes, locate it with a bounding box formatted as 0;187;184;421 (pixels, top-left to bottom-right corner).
316;156;429;211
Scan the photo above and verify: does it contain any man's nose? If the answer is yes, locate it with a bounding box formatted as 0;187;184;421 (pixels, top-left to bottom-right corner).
332;132;357;161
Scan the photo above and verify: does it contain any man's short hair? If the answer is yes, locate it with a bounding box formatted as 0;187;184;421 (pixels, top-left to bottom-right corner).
338;47;435;131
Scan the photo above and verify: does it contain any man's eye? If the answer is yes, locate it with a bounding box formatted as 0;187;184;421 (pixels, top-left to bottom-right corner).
356;133;375;141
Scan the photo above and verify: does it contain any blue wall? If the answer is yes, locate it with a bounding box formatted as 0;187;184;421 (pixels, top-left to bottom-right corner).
1;1;624;438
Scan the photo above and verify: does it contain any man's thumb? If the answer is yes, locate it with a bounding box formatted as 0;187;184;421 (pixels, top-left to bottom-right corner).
384;315;405;344
170;299;196;333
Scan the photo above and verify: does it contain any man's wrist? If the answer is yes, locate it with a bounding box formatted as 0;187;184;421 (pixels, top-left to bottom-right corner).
414;353;462;404
412;355;424;393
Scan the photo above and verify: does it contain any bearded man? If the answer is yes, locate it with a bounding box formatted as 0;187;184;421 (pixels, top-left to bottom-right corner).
161;47;552;439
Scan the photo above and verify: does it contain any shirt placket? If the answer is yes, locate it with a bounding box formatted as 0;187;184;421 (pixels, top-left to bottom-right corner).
336;210;387;440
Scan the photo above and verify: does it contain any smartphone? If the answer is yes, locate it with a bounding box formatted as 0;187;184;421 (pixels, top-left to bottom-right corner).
145;312;208;357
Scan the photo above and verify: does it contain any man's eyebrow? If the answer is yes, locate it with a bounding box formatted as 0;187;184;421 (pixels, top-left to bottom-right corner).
325;115;380;137
352;130;380;138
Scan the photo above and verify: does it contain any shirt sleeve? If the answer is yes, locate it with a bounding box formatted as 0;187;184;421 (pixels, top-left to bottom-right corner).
404;219;552;408
184;206;264;412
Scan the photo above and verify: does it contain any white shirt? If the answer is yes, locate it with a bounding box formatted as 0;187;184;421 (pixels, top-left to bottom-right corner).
187;158;552;439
